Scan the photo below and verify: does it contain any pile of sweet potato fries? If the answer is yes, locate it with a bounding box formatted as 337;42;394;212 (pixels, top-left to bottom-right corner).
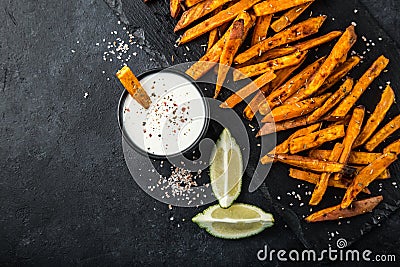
152;0;400;222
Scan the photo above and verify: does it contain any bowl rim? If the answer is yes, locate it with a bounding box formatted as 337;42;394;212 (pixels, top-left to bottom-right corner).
117;67;210;160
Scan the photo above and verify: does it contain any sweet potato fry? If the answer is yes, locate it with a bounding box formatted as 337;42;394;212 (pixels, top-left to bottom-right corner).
253;0;314;16
289;168;371;193
289;124;346;154
352;166;391;179
251;15;273;46
309;150;382;165
233;50;307;81
184;0;205;8
170;0;182;19
116;66;152;109
256;116;309;136
234;16;326;64
309;143;343;205
261;93;331;122
330;55;389;118
207;7;224;51
174;0;232;32
261;123;321;164
383;139;400;155
271;2;313;32
259;57;325;113
236;47;297;69
215;19;245;98
179;0;261;44
306;195;383;222
220;71;276;108
185;12;253;80
318;56;361;93
353;85;395;148
269;154;357;175
307;78;353;123
294;31;343;51
302;25;357;98
365;114;400;152
243;63;305;120
341;152;397;209
333;106;365;181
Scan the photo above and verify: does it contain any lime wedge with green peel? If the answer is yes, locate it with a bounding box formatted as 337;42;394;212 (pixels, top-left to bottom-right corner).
210;128;243;208
192;203;274;239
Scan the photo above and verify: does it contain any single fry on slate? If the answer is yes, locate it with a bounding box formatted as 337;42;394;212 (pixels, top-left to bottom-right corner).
215;19;245;98
309;143;344;206
365;114;400;152
234;16;326;64
353;85;395;148
251;15;273;46
254;0;314;16
289;124;346;154
257;116;309;136
333;106;365;181
306;196;383;222
179;0;262;44
271;2;313;32
261;93;331;122
330;55;389;118
170;0;182;19
302;25;357;99
116;66;152;109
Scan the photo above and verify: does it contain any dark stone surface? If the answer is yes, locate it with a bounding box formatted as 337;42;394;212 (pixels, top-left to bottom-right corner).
0;0;399;266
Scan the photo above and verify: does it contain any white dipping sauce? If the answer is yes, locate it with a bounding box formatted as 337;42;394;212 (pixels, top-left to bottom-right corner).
121;71;207;157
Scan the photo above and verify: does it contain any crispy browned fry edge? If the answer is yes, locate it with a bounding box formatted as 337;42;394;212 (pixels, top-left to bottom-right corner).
236;47;297;69
289;168;371;193
251;15;272;46
184;0;205;8
330;55;390;118
254;0;314;16
341;152;397;209
383;139;400;154
207;7;224;51
271;2;313;32
289;124;346;154
215;20;245;98
365;114;400;152
185;12;253;80
259;57;325;114
309;143;344;205
302;25;357;98
309;150;383;165
116;66;152;109
294;31;343;51
270;153;356;174
234;50;307;81
353;85;395;148
179;0;261;44
307;78;353;123
220;71;276;108
284;56;360;105
174;0;232;32
262;93;331;122
333;106;365;181
256;116;309;136
352;165;391;179
261;123;321;164
243;63;305;120
306;195;383;222
234;16;326;64
170;0;182;18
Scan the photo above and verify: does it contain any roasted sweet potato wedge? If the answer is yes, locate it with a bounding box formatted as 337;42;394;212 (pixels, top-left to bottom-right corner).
271;2;313;32
234;16;326;64
309;150;382;165
306;196;383;222
289;124;346;154
253;0;314;16
170;0;182;19
257;116;309;136
251;15;272;45
353;85;395;148
365;114;400;152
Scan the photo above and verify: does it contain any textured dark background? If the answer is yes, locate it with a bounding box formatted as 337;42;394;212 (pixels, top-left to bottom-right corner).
1;0;399;266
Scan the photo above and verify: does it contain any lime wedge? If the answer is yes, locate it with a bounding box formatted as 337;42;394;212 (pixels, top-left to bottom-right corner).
192;203;274;239
210;128;243;208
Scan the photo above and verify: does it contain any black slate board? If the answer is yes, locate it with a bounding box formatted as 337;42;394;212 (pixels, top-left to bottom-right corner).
108;0;400;252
